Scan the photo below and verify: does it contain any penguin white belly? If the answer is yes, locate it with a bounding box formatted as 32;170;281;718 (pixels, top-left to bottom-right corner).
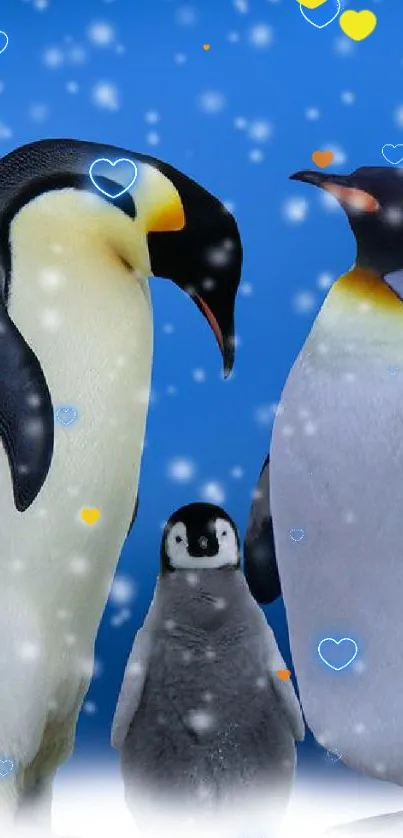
0;224;152;764
271;323;403;785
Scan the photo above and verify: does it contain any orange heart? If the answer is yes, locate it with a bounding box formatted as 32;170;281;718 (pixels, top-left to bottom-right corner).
312;150;334;169
203;44;210;51
276;669;291;681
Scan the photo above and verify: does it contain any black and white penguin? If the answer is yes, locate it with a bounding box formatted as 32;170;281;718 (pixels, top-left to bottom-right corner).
112;502;304;835
0;139;242;829
244;166;403;791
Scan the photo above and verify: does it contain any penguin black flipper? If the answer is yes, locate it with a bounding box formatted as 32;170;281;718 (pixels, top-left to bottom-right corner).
128;494;139;536
244;453;282;604
0;304;54;512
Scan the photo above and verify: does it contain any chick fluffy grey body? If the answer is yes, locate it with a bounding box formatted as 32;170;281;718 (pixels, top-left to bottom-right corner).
113;567;303;815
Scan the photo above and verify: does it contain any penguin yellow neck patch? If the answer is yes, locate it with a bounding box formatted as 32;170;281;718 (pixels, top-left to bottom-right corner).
332;268;403;314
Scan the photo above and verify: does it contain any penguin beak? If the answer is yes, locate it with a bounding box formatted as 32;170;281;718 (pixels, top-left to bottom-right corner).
289;171;380;214
135;158;242;377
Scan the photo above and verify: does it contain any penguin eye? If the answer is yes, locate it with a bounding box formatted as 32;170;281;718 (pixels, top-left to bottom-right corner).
175;535;182;544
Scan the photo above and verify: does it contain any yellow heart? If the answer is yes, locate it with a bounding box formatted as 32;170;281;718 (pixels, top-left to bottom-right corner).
339;10;377;42
298;0;328;9
81;508;101;526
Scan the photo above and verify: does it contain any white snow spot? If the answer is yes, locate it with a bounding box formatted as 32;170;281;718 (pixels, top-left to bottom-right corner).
249;149;265;163
67;46;87;65
40;308;63;330
110;576;136;605
200;481;225;505
230;466;243;479
164;619;176;631
193;368;206;383
92;82;120;111
234;0;249;13
198;90;226;114
305;107;320;121
43;47;64;68
128;661;144;677
317;272;334;290
18;642;40;661
176;5;198;26
167;457;195;483
254;403;277;427
145;110;160;124
69;556;90;576
248;120;272;142
38;267;66;290
292;291;316;314
283;197;309;223
29;103;49;122
185;572;199;587
0;123;12;140
87;22;116;47
187;710;214;732
248;24;273;48
341;90;356;105
145;131;160;146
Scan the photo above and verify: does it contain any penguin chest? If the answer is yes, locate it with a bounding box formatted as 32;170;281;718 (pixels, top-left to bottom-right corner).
0;269;153;660
270;334;403;783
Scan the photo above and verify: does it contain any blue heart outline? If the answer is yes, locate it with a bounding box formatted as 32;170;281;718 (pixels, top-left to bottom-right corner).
299;0;341;30
318;637;358;671
381;144;403;166
89;157;138;200
0;32;8;56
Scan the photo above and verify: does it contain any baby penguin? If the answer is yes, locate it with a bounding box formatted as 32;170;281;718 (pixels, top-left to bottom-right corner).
112;503;304;831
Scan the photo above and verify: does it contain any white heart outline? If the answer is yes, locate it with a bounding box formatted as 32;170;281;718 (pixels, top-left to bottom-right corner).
299;0;341;30
0;31;8;56
0;758;14;777
89;157;138;199
381;144;403;166
289;528;305;542
318;637;358;671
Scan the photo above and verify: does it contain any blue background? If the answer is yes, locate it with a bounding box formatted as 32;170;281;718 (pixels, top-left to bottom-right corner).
0;0;393;781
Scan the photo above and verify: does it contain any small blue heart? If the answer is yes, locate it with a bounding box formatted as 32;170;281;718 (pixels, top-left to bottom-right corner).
0;32;8;56
318;637;358;671
55;406;78;427
89;157;138;199
0;759;14;778
289;528;305;543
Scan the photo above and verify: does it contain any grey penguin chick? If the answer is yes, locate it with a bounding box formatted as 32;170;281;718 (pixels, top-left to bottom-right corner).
112;502;304;830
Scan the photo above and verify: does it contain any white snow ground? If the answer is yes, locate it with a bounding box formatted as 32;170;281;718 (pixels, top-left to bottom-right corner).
30;768;403;838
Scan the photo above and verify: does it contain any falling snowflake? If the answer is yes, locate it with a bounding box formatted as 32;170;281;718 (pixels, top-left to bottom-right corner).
91;82;120;111
167;457;196;483
87;21;116;46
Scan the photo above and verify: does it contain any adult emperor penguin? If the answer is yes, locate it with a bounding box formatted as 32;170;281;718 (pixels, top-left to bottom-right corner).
244;166;403;789
112;502;304;835
0;139;241;830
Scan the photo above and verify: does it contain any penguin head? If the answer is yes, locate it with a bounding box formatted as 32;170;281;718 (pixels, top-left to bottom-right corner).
161;503;241;572
0;139;242;512
290;166;403;277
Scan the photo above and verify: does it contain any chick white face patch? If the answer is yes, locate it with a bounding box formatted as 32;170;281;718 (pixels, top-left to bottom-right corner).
166;518;238;570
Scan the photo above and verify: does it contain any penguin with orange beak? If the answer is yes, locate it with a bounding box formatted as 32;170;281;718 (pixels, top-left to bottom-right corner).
244;166;403;787
0;138;241;829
